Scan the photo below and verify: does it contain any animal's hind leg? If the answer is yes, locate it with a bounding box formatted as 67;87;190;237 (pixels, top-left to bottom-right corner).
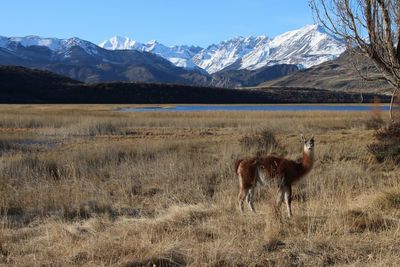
274;187;284;215
246;187;256;213
238;188;248;214
283;186;293;218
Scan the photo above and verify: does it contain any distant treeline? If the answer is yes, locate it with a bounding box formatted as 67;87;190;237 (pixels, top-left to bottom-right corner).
0;66;391;104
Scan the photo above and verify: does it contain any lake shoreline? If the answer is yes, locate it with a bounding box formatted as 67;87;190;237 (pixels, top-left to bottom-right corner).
120;103;390;112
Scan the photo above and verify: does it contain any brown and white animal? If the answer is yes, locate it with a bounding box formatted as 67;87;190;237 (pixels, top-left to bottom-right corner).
235;135;315;217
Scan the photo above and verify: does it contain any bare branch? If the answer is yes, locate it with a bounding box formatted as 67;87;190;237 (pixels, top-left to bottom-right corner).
396;1;400;64
310;0;400;115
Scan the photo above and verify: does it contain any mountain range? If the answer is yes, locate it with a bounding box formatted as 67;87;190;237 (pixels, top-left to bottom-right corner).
99;25;345;73
0;25;345;87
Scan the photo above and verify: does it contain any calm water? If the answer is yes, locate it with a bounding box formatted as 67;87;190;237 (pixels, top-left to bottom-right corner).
121;104;389;112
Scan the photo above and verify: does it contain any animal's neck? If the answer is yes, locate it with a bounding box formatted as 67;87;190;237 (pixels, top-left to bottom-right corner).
301;149;314;174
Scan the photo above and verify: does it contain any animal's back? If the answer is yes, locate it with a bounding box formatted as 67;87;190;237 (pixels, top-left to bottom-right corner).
235;157;259;188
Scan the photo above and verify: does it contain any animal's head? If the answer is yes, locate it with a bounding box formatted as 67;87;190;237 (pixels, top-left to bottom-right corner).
301;134;315;153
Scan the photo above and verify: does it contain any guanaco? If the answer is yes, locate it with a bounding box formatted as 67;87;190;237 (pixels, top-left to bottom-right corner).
235;135;315;217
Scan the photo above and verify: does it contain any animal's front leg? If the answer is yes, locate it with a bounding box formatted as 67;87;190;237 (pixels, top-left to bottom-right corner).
276;188;284;207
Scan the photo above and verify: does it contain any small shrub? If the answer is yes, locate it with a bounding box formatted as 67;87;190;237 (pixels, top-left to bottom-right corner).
386;192;400;208
367;122;400;163
365;116;385;130
343;210;392;233
240;130;285;156
88;122;121;136
63;200;114;220
122;251;186;267
376;190;400;209
0;140;20;154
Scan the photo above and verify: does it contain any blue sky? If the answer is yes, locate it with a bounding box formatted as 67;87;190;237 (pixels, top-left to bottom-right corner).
1;0;314;47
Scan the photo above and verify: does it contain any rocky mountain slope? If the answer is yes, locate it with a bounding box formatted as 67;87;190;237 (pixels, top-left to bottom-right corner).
261;51;392;94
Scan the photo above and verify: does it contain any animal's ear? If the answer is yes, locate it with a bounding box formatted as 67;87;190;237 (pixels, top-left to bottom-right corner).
301;134;306;142
310;136;314;142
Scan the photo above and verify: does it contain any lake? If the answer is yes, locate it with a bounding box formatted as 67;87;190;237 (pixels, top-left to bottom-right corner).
121;104;389;112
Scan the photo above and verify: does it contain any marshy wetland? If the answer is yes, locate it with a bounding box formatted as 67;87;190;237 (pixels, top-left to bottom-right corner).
0;104;399;266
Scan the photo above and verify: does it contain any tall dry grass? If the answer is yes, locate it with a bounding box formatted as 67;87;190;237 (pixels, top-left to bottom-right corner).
0;105;399;266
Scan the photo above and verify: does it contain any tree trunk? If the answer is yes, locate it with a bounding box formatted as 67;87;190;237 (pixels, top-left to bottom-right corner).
390;86;399;122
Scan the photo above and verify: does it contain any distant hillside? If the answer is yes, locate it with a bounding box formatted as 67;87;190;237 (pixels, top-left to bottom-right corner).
0;66;390;104
0;65;80;85
212;64;299;88
260;51;392;94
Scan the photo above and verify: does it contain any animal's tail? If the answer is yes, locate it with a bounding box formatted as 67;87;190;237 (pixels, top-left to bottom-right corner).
234;159;243;174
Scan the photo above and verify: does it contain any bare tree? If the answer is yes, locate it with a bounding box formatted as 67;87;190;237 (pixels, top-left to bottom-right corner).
309;0;400;120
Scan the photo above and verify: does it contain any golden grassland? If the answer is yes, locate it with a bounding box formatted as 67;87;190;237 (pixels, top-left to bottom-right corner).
0;105;399;266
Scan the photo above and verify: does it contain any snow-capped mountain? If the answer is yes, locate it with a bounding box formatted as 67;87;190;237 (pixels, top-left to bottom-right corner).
98;36;143;50
193;35;270;74
99;36;202;68
263;24;345;68
0;35;100;57
2;36;63;51
100;24;345;73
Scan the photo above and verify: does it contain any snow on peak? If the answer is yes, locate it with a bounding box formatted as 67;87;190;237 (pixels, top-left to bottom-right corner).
99;36;143;50
195;24;345;72
270;24;325;48
59;37;100;56
98;24;344;73
147;40;158;45
3;36;63;51
266;24;345;68
99;36;202;68
0;35;101;58
193;35;270;73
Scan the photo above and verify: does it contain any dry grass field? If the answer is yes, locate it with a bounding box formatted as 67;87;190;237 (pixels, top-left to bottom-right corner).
0;105;399;266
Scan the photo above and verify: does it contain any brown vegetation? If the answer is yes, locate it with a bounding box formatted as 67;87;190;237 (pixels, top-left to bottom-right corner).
0;105;399;266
